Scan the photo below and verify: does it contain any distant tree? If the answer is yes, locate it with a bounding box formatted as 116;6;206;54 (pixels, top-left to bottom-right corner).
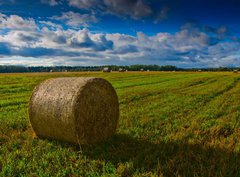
0;65;239;73
0;65;28;73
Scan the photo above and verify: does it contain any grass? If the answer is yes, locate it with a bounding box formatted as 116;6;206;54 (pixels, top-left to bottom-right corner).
0;71;240;177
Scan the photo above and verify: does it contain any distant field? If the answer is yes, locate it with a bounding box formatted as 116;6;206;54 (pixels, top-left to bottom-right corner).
0;72;240;177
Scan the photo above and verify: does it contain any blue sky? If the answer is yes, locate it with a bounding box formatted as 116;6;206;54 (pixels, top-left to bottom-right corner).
0;0;240;67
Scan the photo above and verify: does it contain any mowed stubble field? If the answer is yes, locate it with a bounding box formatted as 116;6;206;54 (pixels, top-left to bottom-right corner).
0;71;240;177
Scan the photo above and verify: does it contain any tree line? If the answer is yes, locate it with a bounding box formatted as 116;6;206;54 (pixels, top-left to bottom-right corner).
0;65;239;73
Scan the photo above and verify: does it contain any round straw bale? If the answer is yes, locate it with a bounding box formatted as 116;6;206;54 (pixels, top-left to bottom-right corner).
29;77;119;145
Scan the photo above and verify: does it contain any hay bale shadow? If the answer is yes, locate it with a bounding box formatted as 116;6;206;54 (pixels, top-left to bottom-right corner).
46;133;240;176
77;134;240;176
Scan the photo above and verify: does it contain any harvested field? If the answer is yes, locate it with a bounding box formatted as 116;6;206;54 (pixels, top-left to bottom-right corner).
0;72;240;176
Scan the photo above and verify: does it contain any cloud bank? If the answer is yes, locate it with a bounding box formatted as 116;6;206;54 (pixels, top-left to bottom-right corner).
0;12;240;67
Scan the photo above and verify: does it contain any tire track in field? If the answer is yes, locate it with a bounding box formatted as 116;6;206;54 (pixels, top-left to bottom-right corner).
0;95;30;105
177;75;228;94
113;75;178;89
116;78;175;89
182;76;240;121
203;77;240;102
116;73;208;90
120;75;219;104
110;74;160;82
0;100;28;108
121;75;239;124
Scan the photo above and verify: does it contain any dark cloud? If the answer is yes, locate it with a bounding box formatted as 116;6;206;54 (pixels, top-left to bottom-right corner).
53;0;174;23
52;35;67;44
104;0;152;19
13;47;57;57
112;44;138;54
10;47;100;57
205;26;227;35
0;45;59;57
68;0;152;20
204;25;229;41
17;32;41;42
96;35;113;51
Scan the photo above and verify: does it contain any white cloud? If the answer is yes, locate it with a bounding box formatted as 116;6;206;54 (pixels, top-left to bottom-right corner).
0;19;114;55
51;11;98;28
41;0;60;6
39;20;63;30
68;0;99;9
0;31;41;48
0;14;38;31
